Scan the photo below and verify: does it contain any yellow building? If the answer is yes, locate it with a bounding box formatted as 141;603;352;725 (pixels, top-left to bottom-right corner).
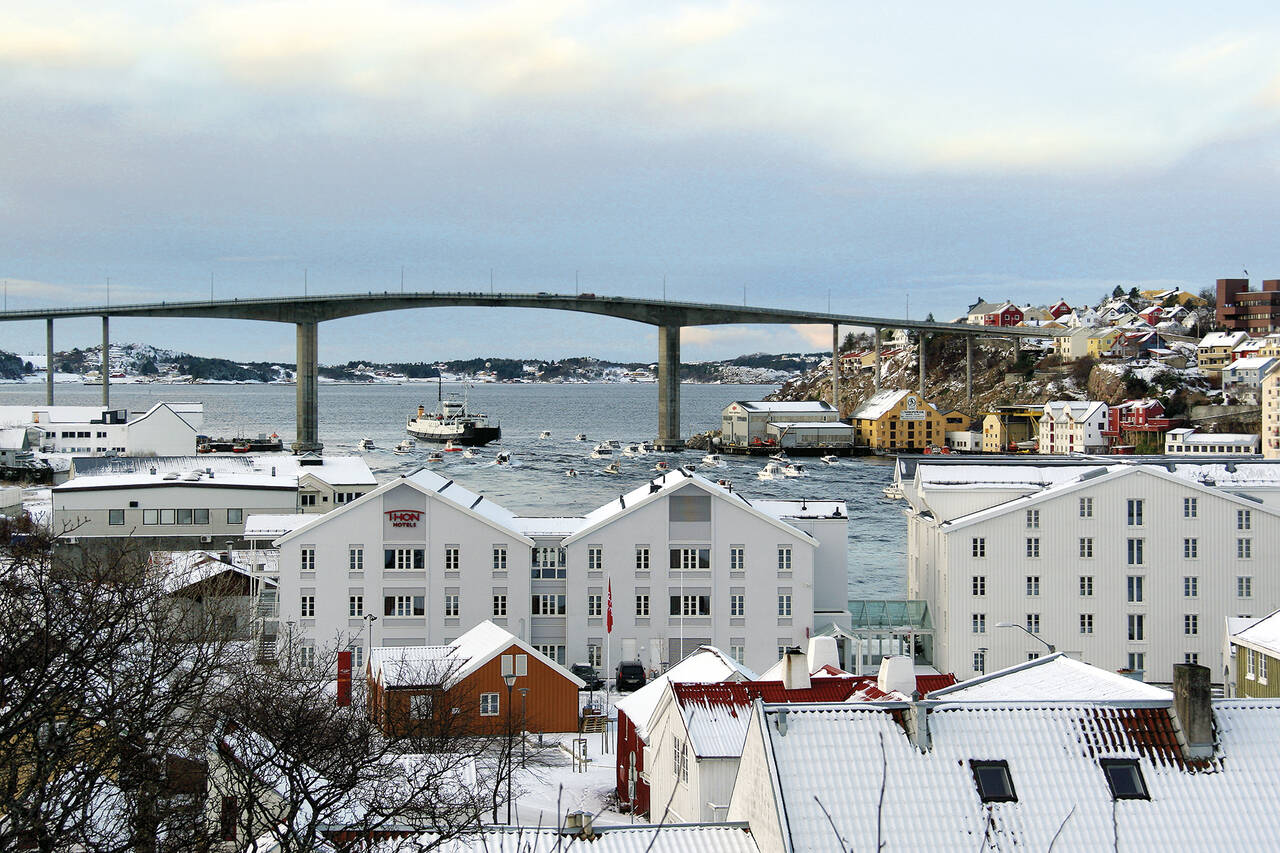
850;390;945;451
1264;362;1280;460
980;406;1042;453
1086;329;1122;358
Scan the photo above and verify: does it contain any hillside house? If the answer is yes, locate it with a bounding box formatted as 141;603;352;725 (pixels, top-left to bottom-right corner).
1037;401;1109;454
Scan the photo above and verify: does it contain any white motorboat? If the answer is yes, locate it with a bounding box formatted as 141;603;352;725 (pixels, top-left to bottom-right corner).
462;448;481;459
393;439;415;454
603;461;622;475
782;463;807;477
575;433;588;441
768;451;790;464
623;444;642;457
701;453;722;466
638;441;654;454
757;462;786;481
495;451;512;465
606;439;622;449
565;468;578;477
540;430;552;439
882;483;905;500
590;444;615;459
358;438;376;451
426;451;445;463
654;461;670;472
820;454;839;465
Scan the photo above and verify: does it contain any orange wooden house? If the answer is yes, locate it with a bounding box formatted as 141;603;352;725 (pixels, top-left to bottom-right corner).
367;620;585;738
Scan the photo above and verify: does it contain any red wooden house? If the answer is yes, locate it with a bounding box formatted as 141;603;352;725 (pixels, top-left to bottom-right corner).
983;302;1024;327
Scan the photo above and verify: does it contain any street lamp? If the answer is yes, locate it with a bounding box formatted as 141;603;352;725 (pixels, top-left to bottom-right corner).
518;687;530;764
995;621;1056;654
503;672;517;825
364;613;378;671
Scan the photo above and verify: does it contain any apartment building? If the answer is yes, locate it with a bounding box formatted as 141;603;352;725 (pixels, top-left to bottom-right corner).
269;468;848;675
849;390;946;451
1037;401;1109;454
1165;428;1259;455
1217;278;1280;333
902;459;1280;682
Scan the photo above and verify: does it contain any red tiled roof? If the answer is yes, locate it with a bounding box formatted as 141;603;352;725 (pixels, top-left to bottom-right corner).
672;672;959;708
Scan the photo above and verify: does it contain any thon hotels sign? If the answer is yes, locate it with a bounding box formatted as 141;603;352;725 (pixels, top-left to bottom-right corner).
383;507;426;539
385;510;423;528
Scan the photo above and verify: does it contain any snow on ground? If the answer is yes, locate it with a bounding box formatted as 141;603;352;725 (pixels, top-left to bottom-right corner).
21;488;51;527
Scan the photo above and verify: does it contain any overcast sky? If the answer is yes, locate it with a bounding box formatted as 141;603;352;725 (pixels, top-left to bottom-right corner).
3;1;1280;363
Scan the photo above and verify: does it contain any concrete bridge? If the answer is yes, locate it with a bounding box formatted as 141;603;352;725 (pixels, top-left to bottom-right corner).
0;292;1063;452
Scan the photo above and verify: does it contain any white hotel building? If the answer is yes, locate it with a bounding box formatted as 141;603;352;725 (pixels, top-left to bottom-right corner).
267;468;848;674
902;458;1280;684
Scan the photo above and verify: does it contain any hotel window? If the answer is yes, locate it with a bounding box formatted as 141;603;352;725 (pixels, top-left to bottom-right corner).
730;593;745;616
480;693;500;716
777;547;792;571
1183;497;1197;518
636;594;650;616
531;594;566;616
1025;509;1039;529
588;546;603;571
1184;614;1198;636
777;594;792;617
972;576;986;596
531;547;566;578
670;595;711;617
301;548;315;572
492;546;507;570
534;644;566;664
1026;613;1041;634
1079;576;1094;597
1184;576;1198;598
670;548;711;571
1127;652;1145;673
1238;576;1253;598
444;594;460;617
636;546;651;571
1080;614;1094;634
973;650;986;673
1079;497;1093;518
385;548;425;570
444;546;460;571
1127;538;1144;565
971;538;986;558
384;595;425;617
348;595;362;617
1127;499;1143;526
143;509;158;525
587;593;602;617
1026;576;1040;596
300;595;315;618
108;509;124;525
1184;538;1197;559
1025;538;1040;558
729;546;744;571
1128;614;1145;641
1238;538;1252;559
1127;576;1144;603
730;644;746;664
227;508;243;524
492;594;507;617
1079;538;1093;558
349;548;364;572
972;613;986;634
1238;509;1252;530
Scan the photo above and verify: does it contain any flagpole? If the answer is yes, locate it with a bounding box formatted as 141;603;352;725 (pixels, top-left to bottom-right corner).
606;577;613;727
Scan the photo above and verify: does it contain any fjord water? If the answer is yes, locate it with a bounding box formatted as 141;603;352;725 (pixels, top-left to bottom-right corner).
0;382;904;598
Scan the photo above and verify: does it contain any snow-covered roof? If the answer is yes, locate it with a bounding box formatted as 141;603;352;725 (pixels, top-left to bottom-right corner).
765;421;854;430
1231;608;1280;657
422;824;761;853
244;514;311;538
1199;331;1249;348
1170;432;1258;446
370;620;585;690
0;427;31;450
1225;356;1276;371
928;654;1171;702
615;646;755;741
54;468;296;491
747;698;1280;852
850;389;930;421
1042;400;1107;423
729;401;837;414
66;453;374;486
150;550;273;594
511;516;588;537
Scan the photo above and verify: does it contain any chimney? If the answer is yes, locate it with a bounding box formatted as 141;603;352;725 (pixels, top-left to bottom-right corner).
877;655;916;698
780;647;809;690
1172;663;1214;759
807;636;839;674
907;700;931;749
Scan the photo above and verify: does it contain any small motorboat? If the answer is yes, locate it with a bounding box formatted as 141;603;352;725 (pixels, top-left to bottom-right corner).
462;448;481;459
565;468;578;477
782;463;807;478
540;430;552;439
590;444;614;459
495;451;512;465
882;483;905;500
575;433;588;441
654;461;670;472
757;462;785;481
623;444;642;457
702;453;722;466
606;439;622;450
768;451;790;464
394;439;415;455
442;440;463;452
426;451;445;463
358;438;376;451
603;461;622;475
196;442;213;454
638;441;654;454
820;454;839;465
716;478;733;489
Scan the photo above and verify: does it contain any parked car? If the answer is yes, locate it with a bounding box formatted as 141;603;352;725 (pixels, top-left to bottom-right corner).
571;663;605;691
616;660;647;692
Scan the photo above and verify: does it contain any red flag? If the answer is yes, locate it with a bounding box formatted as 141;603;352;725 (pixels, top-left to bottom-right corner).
606;579;613;634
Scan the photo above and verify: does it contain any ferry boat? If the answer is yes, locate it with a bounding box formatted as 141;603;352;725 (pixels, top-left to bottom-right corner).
406;386;500;446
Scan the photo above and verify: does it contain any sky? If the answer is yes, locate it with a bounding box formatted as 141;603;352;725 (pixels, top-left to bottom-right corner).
3;1;1280;364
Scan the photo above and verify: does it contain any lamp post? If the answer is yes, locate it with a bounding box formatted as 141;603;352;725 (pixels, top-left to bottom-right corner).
518;687;529;765
503;672;517;825
995;621;1056;655
364;613;378;670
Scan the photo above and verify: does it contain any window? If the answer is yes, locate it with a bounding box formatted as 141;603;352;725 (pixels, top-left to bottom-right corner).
1247;648;1257;679
492;546;507;571
1026;613;1041;634
220;796;238;842
534;644;566;664
531;594;566;615
1127;499;1143;526
970;760;1017;803
176;508;193;525
1262;654;1270;684
730;593;745;616
1079;538;1093;558
1184;576;1198;598
1100;759;1149;800
411;694;433;720
587;546;603;571
493;594;507;617
1126;539;1144;565
587;593;602;617
1238;509;1252;530
1025;538;1040;558
1128;652;1145;673
444;547;460;571
531;547;566;578
385;548;425;570
636;547;650;571
300;595;315;618
1079;576;1094;597
1025;509;1039;529
1183;497;1197;518
143;509;158;525
673;735;689;784
1185;652;1199;665
777;594;792;617
160;509;175;525
1184;614;1198;636
298;646;315;667
670;548;711;571
670;595;712;616
1079;497;1093;518
348;595;363;617
1238;576;1253;598
729;546;744;571
300;493;317;507
444;594;459;617
227;508;243;524
194;508;209;524
1238;538;1252;559
1128;614;1145;641
973;650;986;673
1184;538;1198;559
777;547;792;571
635;593;651;616
108;509;124;525
1080;614;1094;634
730;644;745;664
972;613;986;634
384;595;425;617
1026;576;1040;596
972;576;986;596
588;643;602;668
971;537;986;557
349;548;364;572
1127;576;1144;603
480;693;500;716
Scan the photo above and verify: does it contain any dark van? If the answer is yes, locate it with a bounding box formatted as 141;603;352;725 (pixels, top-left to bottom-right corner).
616;660;647;692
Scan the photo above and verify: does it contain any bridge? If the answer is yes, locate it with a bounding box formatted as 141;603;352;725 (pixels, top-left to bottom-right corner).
0;292;1063;452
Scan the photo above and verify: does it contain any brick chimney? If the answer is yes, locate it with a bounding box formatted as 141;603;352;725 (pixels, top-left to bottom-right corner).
1172;663;1213;759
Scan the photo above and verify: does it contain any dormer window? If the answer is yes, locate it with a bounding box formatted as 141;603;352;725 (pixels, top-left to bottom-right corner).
1100;759;1149;800
970;760;1017;803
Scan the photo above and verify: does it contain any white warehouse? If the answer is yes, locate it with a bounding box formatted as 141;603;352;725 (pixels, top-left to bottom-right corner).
0;402;203;456
268;468;848;674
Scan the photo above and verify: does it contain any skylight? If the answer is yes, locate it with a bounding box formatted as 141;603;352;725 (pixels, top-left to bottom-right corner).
1100;759;1149;800
970;760;1017;803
